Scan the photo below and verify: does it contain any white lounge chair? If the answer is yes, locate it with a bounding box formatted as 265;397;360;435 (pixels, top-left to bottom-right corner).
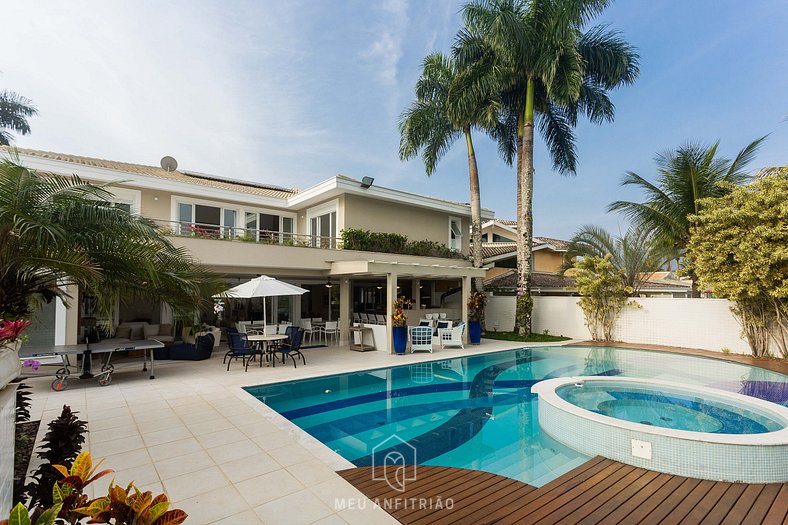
439;322;465;349
410;326;433;353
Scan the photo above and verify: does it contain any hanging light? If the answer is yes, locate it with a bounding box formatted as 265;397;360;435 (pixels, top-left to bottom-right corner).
325;277;334;288
376;281;383;290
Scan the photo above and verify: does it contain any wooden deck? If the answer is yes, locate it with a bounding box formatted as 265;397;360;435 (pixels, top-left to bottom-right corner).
340;457;788;524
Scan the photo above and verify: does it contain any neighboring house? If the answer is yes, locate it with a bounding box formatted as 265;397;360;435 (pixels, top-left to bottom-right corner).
8;148;490;350
485;269;691;298
481;219;569;281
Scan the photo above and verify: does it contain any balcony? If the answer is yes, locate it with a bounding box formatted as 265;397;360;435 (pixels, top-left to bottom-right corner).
154;219;467;264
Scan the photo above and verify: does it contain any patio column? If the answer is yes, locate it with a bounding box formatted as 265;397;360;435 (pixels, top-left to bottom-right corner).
461;275;471;343
386;272;398;354
412;279;420;308
339;277;351;344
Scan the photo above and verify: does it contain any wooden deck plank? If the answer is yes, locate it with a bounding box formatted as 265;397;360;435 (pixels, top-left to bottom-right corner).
743;485;784;525
760;484;788;525
339;458;788;525
676;481;734;524
721;484;765;525
698;483;749;525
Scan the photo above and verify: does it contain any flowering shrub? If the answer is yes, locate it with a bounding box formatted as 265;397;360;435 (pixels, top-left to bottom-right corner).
0;319;31;346
467;291;486;321
392;298;412;327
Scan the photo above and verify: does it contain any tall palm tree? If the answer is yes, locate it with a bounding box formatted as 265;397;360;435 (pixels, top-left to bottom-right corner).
0;156;225;321
399;52;514;290
562;224;679;294
0;90;38;145
608;138;764;296
456;0;639;334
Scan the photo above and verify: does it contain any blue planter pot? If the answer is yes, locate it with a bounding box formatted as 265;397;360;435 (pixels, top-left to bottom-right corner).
468;320;482;345
392;326;408;354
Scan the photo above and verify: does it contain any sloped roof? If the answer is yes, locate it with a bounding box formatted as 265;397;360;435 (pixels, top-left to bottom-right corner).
485;269;575;289
486;269;691;292
481;236;569;261
3;147;299;199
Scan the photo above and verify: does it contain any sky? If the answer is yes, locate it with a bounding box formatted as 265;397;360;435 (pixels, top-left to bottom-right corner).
3;0;787;239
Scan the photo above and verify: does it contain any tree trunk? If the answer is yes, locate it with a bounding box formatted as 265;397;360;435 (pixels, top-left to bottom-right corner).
515;78;536;336
465;128;484;292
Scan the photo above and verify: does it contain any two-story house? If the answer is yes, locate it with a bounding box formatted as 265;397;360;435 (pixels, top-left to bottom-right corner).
9;148;490;351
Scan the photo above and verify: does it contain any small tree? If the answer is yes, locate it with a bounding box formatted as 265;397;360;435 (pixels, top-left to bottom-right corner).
573;255;634;341
687;169;788;357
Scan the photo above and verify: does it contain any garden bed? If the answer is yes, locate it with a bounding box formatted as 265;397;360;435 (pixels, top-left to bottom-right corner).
14;420;40;503
483;331;570;343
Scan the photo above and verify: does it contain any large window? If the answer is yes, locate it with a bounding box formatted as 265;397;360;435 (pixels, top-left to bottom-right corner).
449;217;463;251
310;211;337;248
176;199;295;242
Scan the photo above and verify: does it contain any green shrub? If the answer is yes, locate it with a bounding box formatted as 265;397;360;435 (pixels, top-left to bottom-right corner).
340;228;464;259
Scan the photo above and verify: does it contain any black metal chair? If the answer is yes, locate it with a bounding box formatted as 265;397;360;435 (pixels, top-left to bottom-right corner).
272;327;306;368
225;330;260;371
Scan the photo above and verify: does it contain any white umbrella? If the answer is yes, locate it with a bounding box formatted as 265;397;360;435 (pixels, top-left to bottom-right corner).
218;275;308;326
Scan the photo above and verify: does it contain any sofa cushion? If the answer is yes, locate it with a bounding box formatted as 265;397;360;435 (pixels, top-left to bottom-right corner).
144;324;160;339
114;326;132;340
159;324;173;336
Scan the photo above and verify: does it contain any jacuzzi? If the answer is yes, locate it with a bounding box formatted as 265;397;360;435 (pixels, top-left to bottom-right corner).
531;376;788;483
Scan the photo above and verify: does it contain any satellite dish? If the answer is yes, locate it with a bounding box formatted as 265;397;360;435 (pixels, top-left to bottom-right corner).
160;156;178;172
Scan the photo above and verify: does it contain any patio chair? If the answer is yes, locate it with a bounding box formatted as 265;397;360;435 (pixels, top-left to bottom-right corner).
323;321;339;345
225;330;261;371
439;322;465;349
375;314;386;325
360;313;370;323
410;326;433;353
264;325;277;336
277;323;291;334
434;320;451;336
302;319;318;344
272;327;306;368
352;313;361;323
312;317;323;323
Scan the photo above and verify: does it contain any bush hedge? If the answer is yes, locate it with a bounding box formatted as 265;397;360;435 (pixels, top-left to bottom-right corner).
340;228;465;259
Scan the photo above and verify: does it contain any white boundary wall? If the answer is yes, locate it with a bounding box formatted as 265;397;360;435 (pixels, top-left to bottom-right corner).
487;296;752;354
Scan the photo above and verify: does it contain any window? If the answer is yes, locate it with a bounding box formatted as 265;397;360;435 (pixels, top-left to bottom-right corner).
223;209;237;238
310;211;337;248
282;217;294;242
178;203;193;235
492;233;514;242
449;217;463;251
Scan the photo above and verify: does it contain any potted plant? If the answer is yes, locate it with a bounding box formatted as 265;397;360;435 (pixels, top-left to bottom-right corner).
0;319;31;389
467;291;486;345
391;297;412;355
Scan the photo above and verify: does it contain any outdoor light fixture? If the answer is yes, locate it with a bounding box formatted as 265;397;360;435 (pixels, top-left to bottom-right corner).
376;282;383;290
325;278;333;288
360;176;374;188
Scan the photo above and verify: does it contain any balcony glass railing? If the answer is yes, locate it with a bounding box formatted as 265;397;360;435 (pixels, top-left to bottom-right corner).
155;219;339;249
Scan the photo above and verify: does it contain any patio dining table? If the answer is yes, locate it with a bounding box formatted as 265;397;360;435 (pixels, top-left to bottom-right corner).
246;334;288;366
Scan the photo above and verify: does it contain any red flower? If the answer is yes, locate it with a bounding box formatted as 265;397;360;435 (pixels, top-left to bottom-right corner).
0;319;31;345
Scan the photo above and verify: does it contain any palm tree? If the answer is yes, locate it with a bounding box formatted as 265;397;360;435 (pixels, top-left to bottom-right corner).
399;52;514;289
562;224;679;294
608;138;764;296
456;0;639;334
0;90;38;145
0;155;225;321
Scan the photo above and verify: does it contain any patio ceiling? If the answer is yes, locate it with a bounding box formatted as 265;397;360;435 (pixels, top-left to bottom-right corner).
328;259;486;279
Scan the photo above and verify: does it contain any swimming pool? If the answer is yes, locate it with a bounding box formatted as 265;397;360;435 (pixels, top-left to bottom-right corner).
244;346;788;486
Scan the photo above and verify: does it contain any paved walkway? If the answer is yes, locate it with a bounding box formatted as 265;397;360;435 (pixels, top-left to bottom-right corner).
23;338;558;524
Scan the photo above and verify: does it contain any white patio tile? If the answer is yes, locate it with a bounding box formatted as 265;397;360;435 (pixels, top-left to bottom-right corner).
147;437;203;462
89;424;140;444
217;453;281;484
311;515;351;525
205;439;261;464
287;459;340;487
140;425;192;447
178;409;224;425
136;416;181;434
236;420;280;439
235;468;304;507
155;450;213;480
93;447;152;471
90;434;146;457
131;407;178;423
162;465;230;502
88;414;136;431
196;427;247;449
268;443;318;468
185;417;235;436
174;485;250;525
208;508;263;525
254;489;334;525
338;504;400;525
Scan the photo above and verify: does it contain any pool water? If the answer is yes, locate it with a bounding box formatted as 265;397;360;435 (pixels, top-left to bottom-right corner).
556;381;786;434
245;346;788;487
